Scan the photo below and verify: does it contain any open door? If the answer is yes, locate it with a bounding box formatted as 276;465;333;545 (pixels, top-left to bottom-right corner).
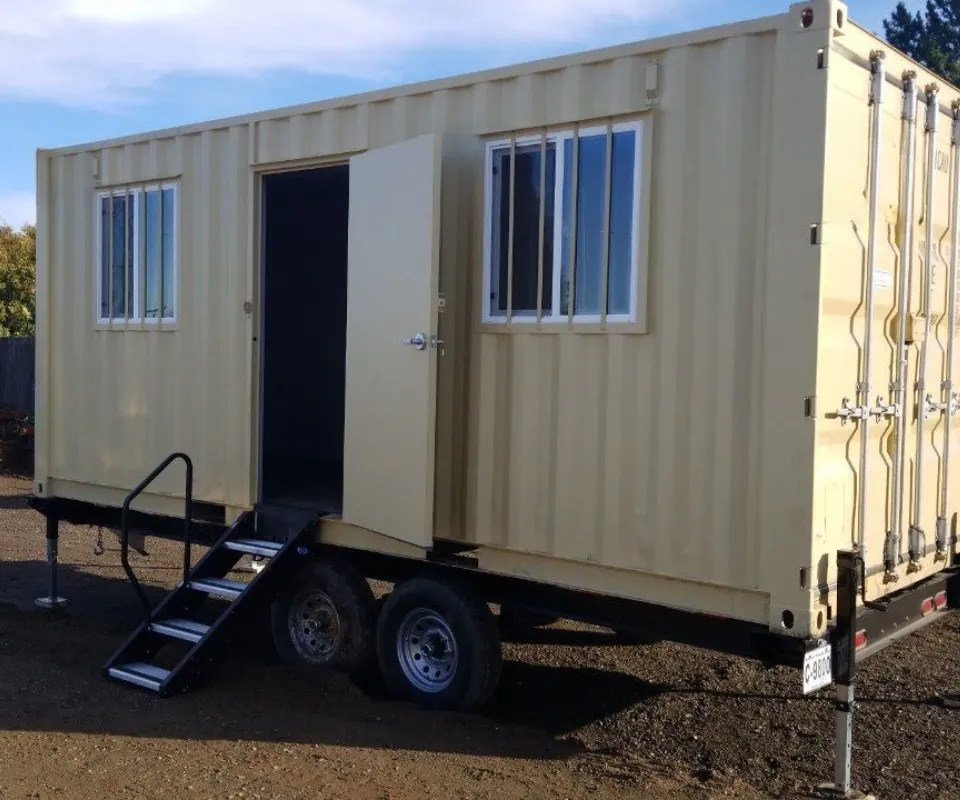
342;134;443;549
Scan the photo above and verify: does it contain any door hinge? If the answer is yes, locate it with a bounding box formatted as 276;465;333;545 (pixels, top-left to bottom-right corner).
804;396;817;419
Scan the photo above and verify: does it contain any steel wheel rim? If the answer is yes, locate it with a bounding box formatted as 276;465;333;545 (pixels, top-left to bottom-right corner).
396;607;459;693
289;589;342;664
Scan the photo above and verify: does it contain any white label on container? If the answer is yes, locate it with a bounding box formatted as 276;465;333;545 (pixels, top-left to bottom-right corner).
873;270;893;290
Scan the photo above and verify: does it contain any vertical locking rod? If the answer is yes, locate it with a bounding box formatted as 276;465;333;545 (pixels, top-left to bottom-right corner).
853;53;886;567
886;71;919;579
936;103;960;558
909;85;941;571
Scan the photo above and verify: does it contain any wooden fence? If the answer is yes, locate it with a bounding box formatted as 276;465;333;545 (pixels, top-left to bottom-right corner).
0;337;35;414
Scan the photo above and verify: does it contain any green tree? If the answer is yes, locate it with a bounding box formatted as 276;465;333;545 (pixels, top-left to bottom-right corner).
0;223;36;337
884;1;960;86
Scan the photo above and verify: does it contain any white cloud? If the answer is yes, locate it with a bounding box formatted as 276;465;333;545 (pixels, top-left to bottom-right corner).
0;192;36;227
0;0;679;107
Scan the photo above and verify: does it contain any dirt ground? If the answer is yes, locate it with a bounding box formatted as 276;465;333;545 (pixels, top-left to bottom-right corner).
2;472;959;800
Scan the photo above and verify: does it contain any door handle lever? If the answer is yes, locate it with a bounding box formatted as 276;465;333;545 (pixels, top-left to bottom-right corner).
402;333;427;351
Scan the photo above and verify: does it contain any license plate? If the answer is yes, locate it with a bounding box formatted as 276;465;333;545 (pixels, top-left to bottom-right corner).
802;642;833;695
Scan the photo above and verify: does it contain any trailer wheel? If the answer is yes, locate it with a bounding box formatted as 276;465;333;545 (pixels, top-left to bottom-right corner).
376;578;501;711
271;560;377;674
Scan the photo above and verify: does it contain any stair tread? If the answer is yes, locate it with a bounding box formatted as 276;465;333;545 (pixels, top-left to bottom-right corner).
108;662;171;690
224;538;283;556
189;577;247;597
150;618;211;643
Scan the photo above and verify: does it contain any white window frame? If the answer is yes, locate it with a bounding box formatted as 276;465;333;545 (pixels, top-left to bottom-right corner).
95;181;179;326
482;119;644;326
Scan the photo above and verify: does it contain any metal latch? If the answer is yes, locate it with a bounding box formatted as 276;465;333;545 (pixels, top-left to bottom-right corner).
835;396;899;425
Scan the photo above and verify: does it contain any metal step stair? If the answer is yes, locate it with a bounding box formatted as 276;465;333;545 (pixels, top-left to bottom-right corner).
104;486;317;697
149;618;210;643
107;662;171;692
188;576;247;600
224;538;283;558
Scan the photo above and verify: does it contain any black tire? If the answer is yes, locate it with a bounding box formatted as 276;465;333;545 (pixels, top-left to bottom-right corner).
271;559;377;674
376;578;501;711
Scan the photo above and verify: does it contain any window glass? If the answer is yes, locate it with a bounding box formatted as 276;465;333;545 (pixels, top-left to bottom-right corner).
145;190;161;319
100;194;135;320
486;121;641;324
98;184;177;324
162;188;176;319
608;130;636;315
492;143;555;316
573;133;607;315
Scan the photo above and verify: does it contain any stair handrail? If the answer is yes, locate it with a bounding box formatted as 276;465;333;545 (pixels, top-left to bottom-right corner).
121;452;194;620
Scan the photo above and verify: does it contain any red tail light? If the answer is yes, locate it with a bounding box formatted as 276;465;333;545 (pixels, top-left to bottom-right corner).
922;597;935;616
935;591;948;610
854;629;867;650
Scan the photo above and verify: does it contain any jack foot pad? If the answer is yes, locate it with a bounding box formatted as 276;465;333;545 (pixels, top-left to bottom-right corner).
814;785;876;799
35;596;68;609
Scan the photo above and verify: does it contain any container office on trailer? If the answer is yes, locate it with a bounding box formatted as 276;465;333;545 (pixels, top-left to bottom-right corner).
29;0;960;707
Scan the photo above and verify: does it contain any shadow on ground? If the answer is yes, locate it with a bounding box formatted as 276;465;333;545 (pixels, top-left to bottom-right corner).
0;559;668;760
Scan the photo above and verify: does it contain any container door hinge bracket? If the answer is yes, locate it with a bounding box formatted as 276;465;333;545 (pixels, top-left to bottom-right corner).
869;51;886;105
805;396;817;419
935;517;949;561
902;72;918;121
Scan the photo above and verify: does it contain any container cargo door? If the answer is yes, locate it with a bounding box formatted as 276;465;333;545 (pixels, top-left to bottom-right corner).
900;87;956;574
821;59;959;600
342;134;443;548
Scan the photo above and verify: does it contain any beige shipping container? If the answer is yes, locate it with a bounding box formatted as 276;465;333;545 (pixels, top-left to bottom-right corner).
31;0;960;669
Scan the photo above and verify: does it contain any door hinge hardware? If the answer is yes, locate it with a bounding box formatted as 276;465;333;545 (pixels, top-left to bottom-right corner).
869;51;886;104
907;524;925;572
935;517;949;561
926;85;940;132
883;535;902;582
923;393;940;419
902;72;918;121
804;396;817;418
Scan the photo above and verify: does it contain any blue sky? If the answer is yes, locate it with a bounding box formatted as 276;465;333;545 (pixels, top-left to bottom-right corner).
0;0;912;227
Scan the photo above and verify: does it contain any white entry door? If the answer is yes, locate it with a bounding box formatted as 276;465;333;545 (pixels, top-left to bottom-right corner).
342;134;443;549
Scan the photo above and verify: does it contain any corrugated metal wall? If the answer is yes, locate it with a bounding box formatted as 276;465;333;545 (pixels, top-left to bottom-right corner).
43;129;253;504
463;32;777;592
40;14;784;528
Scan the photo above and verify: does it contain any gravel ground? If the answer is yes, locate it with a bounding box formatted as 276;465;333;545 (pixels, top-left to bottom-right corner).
2;472;959;799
